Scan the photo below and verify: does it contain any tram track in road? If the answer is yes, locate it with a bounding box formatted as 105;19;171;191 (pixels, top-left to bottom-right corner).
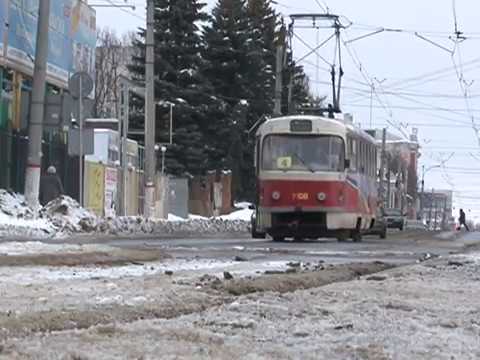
98;229;479;268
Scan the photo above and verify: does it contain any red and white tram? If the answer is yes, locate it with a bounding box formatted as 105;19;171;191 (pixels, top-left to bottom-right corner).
251;115;378;242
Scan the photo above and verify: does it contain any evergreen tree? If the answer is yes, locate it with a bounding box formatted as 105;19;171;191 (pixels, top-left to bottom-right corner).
202;0;257;199
129;0;216;176
246;0;277;121
282;48;315;115
203;0;280;200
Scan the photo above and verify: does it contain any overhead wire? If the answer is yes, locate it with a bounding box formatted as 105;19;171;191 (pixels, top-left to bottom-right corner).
340;33;408;138
314;0;327;13
347;57;480;103
104;0;146;21
448;0;480;147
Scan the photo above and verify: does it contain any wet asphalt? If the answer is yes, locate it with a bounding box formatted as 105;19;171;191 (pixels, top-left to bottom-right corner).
97;230;480;266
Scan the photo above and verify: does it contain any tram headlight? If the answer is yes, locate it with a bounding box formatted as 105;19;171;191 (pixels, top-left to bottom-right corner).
272;191;281;200
317;192;327;201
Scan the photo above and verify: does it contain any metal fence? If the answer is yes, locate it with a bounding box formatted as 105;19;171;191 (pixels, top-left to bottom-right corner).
0;129;80;201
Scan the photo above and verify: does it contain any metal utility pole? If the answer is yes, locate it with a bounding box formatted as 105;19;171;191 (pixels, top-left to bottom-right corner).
24;0;50;208
144;0;156;217
287;77;294;114
118;82;130;216
274;44;284;116
386;167;391;208
428;188;434;230
378;128;387;208
78;77;84;206
420;164;425;218
441;196;447;230
334;27;343;111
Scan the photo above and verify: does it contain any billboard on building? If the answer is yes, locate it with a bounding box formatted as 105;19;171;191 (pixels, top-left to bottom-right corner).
104;167;117;218
3;0;96;87
85;161;105;216
0;1;6;59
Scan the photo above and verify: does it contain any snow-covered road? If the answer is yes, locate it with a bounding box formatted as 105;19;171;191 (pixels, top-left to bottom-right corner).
0;252;479;359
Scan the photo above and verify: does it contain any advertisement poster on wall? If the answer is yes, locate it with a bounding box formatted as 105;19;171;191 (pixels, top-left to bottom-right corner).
3;0;96;87
0;1;6;59
85;161;104;216
104;167;117;218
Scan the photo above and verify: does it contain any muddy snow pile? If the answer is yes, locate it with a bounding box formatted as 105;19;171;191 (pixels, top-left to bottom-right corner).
40;196;100;234
37;197;252;236
0;191;251;239
0;190;55;238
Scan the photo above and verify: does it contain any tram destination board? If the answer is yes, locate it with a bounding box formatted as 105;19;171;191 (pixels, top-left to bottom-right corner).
290;119;312;132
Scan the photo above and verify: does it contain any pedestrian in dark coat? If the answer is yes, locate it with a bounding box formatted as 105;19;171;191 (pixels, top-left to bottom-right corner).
458;208;470;231
39;166;64;206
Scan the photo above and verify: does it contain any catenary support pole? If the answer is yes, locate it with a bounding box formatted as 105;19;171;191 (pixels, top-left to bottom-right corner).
420;164;425;220
428;188;434;230
144;0;156;217
378;128;387;208
24;0;50;209
274;44;284;116
121;84;130;216
79;76;84;206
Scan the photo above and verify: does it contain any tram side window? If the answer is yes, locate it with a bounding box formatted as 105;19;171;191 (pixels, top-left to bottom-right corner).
365;144;372;176
356;140;361;172
371;146;376;177
359;141;365;174
254;136;260;174
368;144;372;176
347;137;357;171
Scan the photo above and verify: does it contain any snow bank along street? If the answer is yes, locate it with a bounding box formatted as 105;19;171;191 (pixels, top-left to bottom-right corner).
0;190;252;239
0;230;478;359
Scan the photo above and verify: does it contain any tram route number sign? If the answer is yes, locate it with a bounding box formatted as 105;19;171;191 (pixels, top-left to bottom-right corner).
293;193;309;201
277;157;292;169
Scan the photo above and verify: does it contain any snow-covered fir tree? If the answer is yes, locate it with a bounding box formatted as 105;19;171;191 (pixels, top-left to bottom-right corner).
282;47;316;114
202;0;281;200
129;0;217;176
202;0;257;199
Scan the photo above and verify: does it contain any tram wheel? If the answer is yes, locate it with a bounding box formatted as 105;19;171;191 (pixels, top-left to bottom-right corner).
336;233;348;242
272;236;285;242
352;232;363;243
380;227;387;239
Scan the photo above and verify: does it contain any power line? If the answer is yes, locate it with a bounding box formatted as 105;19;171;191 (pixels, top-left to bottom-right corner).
347;57;480;103
314;0;327;13
104;0;146;21
341;34;408;138
343;103;480;114
347;21;480;38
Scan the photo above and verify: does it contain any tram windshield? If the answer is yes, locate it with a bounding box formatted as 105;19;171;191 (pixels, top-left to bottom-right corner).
262;134;345;172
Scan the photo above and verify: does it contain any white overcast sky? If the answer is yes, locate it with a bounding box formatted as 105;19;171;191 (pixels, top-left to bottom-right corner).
95;0;480;217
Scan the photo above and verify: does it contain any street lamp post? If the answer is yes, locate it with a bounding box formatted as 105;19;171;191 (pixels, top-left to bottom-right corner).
161;146;167;175
169;103;174;145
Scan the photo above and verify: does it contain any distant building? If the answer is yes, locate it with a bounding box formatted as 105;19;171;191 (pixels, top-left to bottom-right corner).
420;190;453;230
366;128;421;219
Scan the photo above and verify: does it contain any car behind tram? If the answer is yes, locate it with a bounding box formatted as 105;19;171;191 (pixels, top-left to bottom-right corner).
251;115;379;242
